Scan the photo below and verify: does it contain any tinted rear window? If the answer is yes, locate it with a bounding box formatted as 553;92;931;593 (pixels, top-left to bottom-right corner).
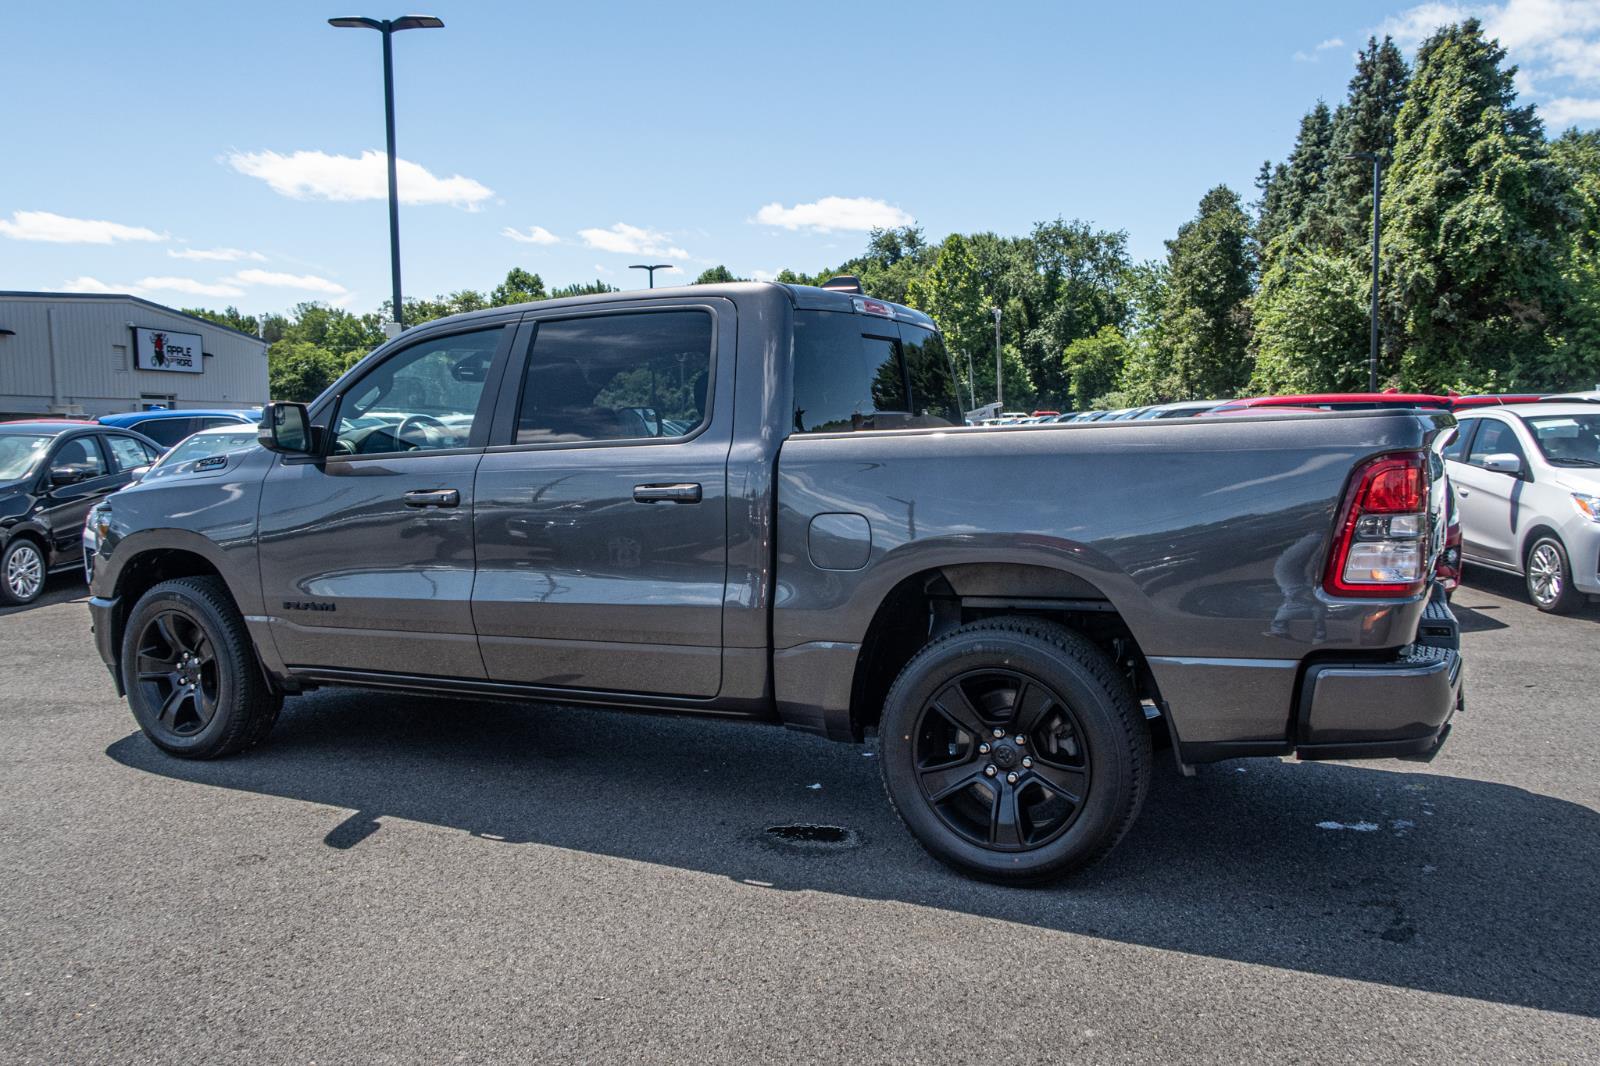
792;311;959;433
132;418;196;447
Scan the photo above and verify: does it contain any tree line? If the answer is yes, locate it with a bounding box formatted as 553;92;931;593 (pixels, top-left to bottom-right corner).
189;18;1600;408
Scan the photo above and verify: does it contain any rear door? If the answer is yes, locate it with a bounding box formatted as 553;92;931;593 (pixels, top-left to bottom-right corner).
471;301;733;697
256;321;514;678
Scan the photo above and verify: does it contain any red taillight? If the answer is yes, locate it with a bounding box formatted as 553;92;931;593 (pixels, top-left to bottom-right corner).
1323;451;1431;598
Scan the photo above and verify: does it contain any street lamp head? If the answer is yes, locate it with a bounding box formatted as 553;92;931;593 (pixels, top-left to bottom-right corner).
391;15;444;30
328;14;443;31
629;264;673;271
1345;151;1380;162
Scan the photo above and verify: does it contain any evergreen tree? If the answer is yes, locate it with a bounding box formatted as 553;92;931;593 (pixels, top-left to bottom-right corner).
1257;104;1333;249
1384;19;1572;390
1147;185;1256;400
1306;37;1409;254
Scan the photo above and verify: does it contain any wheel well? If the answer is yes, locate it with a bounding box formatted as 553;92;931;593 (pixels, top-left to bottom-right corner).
115;548;225;610
847;564;1162;741
6;529;49;563
1520;524;1564;567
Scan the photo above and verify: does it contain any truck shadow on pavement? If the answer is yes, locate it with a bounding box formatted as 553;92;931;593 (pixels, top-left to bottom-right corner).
107;687;1600;1020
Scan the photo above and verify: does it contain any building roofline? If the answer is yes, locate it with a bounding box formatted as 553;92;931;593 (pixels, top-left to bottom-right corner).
0;290;268;345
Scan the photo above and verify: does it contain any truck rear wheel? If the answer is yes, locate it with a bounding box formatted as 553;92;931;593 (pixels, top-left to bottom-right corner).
877;618;1149;884
121;577;282;759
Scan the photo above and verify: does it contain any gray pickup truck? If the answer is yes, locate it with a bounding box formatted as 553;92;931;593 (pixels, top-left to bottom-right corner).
85;281;1463;882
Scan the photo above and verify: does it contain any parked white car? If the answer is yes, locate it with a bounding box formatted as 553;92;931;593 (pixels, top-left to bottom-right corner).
1438;402;1600;612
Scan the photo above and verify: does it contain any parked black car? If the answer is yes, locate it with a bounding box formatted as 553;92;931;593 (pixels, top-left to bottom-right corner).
0;421;161;605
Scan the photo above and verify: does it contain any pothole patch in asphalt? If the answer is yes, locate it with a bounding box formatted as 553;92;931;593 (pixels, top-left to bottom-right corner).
762;823;862;852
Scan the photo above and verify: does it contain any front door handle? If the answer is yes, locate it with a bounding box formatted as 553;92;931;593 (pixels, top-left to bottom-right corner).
633;482;701;504
403;488;460;508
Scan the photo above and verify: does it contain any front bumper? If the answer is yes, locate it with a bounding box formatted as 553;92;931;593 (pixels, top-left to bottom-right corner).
88;594;125;695
1295;592;1462;761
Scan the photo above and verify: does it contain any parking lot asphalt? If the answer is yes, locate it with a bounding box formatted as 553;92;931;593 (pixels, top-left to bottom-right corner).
2;569;1597;1064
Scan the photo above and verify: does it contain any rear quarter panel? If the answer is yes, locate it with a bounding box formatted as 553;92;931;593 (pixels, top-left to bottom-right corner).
774;412;1450;743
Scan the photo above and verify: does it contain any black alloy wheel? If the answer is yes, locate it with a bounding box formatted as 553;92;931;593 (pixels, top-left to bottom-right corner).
132;609;221;739
912;668;1091;851
878;618;1149;884
121;577;282;758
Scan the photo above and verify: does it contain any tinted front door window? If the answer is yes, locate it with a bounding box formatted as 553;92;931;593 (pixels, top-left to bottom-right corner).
334;328;500;455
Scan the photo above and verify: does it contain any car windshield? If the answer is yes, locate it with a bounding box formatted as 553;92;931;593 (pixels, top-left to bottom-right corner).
1523;413;1600;466
154;430;261;468
0;434;53;480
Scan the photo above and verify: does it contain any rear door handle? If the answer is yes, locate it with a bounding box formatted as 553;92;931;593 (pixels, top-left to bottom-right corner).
403;488;460;508
633;482;701;504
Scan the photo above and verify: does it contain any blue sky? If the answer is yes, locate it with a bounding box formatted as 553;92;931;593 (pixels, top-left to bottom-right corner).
4;0;1599;316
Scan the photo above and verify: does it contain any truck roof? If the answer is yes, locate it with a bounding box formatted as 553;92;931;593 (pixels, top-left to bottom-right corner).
396;281;936;334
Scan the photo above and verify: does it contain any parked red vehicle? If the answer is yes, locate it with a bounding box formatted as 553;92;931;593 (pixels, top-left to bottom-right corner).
1206;392;1455;415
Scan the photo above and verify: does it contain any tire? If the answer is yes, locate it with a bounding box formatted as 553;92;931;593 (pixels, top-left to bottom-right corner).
877;618;1151;884
0;537;47;606
121;576;282;758
1525;535;1583;614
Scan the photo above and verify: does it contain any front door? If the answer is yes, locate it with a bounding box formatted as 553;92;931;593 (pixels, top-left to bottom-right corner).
256;323;512;678
1457;417;1529;566
38;434;122;563
471;302;733;698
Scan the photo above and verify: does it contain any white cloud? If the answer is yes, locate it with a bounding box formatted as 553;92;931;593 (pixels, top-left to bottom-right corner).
0;210;165;244
232;268;347;295
60;276;122;294
753;196;914;233
750;269;779;282
594;264;611;274
1378;2;1600;125
225;149;494;208
1294;35;1348;62
1318;36;1347;49
502;224;560;245
168;246;265;262
577;222;690;259
133;276;248;298
1542;95;1600;123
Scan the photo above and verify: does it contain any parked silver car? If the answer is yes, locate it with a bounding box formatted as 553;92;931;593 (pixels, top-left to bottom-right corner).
1438;402;1600;612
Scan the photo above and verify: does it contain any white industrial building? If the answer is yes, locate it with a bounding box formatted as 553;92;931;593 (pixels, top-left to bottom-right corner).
0;291;268;420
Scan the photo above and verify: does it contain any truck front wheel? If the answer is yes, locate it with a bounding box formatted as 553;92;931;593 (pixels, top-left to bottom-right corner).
121;577;282;759
877;618;1150;884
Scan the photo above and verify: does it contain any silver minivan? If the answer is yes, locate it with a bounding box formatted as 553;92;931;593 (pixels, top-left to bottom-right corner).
1438;402;1600;612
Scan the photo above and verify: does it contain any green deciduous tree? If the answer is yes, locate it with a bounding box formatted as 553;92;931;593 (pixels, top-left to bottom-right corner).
1062;325;1134;409
267;340;344;402
694;265;741;284
1250;250;1370;393
491;267;546;305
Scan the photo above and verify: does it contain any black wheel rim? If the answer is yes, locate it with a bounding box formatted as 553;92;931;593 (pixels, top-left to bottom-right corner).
911;668;1091;852
134;610;220;738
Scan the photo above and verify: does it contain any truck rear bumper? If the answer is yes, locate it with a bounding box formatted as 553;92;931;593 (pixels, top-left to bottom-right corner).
1294;588;1462;761
1294;643;1462;761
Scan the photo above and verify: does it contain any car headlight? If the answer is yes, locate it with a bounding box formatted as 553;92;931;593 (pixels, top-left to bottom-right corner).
1574;493;1600;522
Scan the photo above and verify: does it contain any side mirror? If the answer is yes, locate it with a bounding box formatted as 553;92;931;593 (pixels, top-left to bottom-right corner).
127;465;151;483
49;464;90;486
258;402;314;455
1481;452;1524;477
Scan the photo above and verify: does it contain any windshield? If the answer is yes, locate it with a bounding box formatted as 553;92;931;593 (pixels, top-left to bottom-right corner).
153;430;260;468
0;435;52;481
1523;413;1600;466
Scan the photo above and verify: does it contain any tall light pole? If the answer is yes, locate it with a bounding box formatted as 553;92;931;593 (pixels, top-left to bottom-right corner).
630;263;673;288
991;306;1003;407
329;14;444;331
1347;151;1383;392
